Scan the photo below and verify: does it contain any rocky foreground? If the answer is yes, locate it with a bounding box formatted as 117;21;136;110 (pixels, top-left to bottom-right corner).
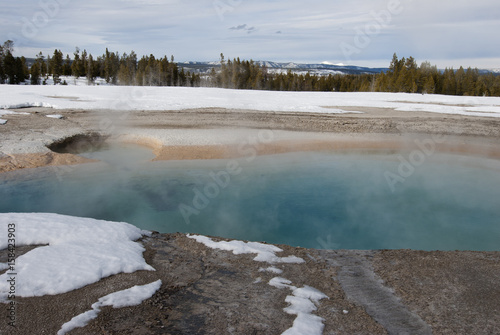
1;233;499;334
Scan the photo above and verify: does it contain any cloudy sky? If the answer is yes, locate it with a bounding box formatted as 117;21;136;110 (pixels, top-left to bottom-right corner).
2;0;499;68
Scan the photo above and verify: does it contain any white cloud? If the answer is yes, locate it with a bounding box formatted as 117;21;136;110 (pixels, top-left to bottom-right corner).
1;0;499;67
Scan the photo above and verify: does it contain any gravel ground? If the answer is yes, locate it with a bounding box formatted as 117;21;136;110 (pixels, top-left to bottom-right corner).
1;234;499;334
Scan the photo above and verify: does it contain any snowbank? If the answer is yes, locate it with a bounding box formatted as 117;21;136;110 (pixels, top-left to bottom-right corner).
0;213;154;299
0;85;499;117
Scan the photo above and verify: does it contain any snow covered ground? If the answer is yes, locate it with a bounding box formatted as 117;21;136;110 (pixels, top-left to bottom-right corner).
0;215;326;334
1;84;500;117
0;214;328;335
0;213;164;333
0;213;154;299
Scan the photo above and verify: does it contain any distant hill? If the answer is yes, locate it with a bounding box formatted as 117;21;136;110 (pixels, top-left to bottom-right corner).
23;57;499;77
178;61;500;76
178;61;387;76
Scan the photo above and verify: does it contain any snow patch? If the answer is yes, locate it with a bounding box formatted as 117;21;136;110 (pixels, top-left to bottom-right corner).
0;213;154;299
58;280;162;335
292;286;329;304
187;235;304;264
269;277;328;335
269;277;294;289
259;266;283;274
0;119;6;125
0;110;30;116
0;101;54;110
46;114;63;119
0;110;16;116
321;107;363;114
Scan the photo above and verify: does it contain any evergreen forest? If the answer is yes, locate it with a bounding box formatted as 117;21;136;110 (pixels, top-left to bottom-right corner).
1;40;499;97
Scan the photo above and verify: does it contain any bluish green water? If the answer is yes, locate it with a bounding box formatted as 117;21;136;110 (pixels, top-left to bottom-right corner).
1;144;499;250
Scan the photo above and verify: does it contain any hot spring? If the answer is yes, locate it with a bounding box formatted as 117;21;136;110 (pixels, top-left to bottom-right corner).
1;142;499;251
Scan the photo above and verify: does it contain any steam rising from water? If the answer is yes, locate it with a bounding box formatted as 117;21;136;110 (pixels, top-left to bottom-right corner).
1;143;499;251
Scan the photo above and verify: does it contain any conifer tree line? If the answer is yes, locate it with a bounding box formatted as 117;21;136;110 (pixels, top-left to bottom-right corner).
210;53;500;96
372;54;500;96
1;40;499;97
25;45;201;87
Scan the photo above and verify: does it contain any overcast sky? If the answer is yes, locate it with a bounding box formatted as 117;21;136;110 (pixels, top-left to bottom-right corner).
2;0;499;68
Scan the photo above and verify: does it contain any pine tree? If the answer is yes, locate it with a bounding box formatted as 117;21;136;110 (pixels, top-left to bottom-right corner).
178;68;186;86
475;78;487;96
2;40;13;55
1;40;16;84
455;66;466;95
81;49;88;78
104;48;111;83
46;55;52;78
171;60;179;86
17;57;27;83
442;68;457;95
36;52;47;77
109;51;120;84
86;54;95;84
423;76;435;94
72;48;81;78
63;55;72;76
3;51;16;84
117;63;130;85
51;49;63;84
30;61;41;85
0;43;4;84
463;67;477;96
